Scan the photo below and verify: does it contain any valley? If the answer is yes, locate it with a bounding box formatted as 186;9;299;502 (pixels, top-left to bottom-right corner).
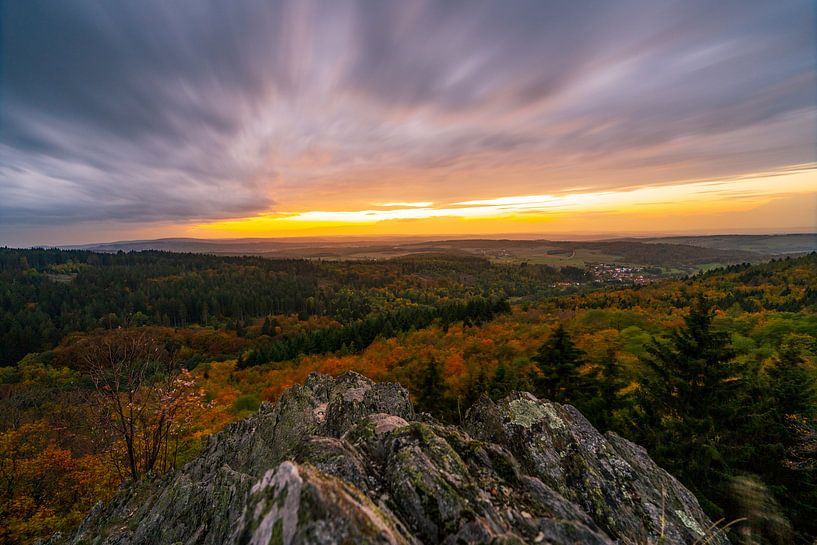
1;247;815;543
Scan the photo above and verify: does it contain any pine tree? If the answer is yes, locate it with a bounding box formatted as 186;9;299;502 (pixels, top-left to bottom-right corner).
532;324;588;403
465;366;489;407
489;363;510;400
598;348;627;416
584;347;628;432
769;334;817;422
633;296;740;514
381;319;395;339
416;357;447;417
760;334;817;540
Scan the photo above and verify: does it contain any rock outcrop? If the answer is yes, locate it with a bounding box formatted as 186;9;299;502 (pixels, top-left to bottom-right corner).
49;372;728;545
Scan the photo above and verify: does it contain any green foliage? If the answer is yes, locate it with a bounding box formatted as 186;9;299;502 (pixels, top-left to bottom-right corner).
231;394;261;414
629;298;817;543
415;357;450;418
240;296;509;368
619;326;653;356
461;366;489;409
2;249;817;543
464;358;530;403
770;334;817;420
751;334;817;542
0;248;573;366
583;347;629;432
532;324;589;404
632;297;740;510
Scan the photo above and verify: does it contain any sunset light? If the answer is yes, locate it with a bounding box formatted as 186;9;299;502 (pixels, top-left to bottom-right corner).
1;1;814;245
193;166;816;237
2;3;817;542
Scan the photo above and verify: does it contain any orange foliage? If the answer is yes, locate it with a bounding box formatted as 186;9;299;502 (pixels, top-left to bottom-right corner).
0;421;118;545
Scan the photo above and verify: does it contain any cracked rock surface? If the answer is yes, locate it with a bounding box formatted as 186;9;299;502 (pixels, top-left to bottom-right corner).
46;371;727;545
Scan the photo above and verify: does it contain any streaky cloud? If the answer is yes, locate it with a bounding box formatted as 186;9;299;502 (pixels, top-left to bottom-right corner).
0;0;814;244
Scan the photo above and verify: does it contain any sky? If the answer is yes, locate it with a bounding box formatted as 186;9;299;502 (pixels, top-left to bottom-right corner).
1;0;815;247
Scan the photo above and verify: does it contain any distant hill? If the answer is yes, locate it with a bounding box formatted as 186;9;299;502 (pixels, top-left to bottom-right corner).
55;234;797;271
631;233;816;255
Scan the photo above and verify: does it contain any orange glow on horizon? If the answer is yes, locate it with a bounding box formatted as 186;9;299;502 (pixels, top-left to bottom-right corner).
190;166;817;238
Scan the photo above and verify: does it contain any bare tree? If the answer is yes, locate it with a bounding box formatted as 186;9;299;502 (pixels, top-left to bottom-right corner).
0;384;52;432
79;330;201;481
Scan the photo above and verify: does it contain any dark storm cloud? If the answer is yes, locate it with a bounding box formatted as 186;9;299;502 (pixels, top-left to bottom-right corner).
1;0;286;225
0;0;814;232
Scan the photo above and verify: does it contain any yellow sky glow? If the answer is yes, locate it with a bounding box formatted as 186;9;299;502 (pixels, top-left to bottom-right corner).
191;166;816;237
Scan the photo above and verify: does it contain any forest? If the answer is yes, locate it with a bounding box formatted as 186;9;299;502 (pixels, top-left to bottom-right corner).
1;248;816;544
0;249;587;366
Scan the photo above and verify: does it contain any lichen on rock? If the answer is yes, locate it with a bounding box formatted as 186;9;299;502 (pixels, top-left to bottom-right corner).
46;371;728;545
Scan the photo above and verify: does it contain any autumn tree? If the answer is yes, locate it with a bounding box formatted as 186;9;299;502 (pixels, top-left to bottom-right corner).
0;382;53;432
0;420;118;545
261;316;279;336
79;330;203;481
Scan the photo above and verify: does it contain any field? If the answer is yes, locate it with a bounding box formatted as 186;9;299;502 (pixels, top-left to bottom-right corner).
62;234;809;274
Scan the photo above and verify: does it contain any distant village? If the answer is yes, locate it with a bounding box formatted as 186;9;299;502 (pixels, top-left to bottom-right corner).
586;262;662;285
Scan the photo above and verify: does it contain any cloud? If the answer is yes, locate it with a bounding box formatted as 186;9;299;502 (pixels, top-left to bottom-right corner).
0;0;814;241
201;166;816;228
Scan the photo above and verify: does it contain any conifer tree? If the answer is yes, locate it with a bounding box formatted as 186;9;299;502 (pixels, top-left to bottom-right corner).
633;296;739;514
416;357;447;417
532;324;588;403
760;334;817;540
584;347;628;431
489;363;510;400
768;334;817;422
465;366;489;407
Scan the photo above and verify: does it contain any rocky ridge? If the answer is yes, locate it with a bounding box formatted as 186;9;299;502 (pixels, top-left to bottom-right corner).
50;372;728;545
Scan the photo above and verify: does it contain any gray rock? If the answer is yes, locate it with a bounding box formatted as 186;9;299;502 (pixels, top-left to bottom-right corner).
49;371;728;545
464;392;729;545
234;461;416;545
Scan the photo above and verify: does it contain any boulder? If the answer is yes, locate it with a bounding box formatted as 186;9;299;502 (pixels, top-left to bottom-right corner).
48;372;728;545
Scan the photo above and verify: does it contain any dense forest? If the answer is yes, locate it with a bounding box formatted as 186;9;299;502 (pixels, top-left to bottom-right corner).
1;248;816;544
0;248;586;366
